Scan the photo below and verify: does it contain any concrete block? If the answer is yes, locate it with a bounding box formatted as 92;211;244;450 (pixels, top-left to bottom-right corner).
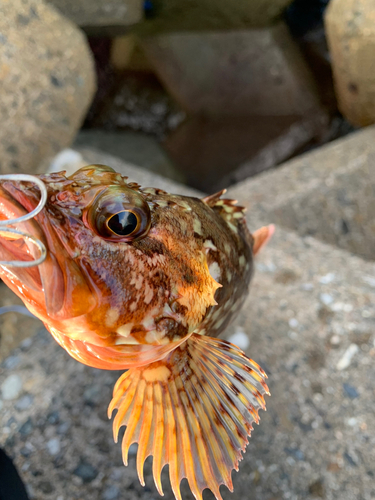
325;0;375;126
142;23;321;117
46;0;143;31
164;112;328;192
0;0;96;175
229;126;375;261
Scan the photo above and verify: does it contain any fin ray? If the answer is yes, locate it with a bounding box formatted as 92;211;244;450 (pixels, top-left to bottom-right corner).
109;334;269;500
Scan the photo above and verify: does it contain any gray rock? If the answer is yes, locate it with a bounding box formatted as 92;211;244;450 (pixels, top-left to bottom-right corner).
103;485;121;500
74;130;186;184
73;462;99;483
0;0;96;175
142;23;321;117
1;374;22;400
15;394;34;411
46;0;143;33
228;125;375;260
164;113;327;192
46;437;61;455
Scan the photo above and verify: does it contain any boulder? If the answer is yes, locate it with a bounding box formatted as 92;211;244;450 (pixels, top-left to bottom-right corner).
229;125;375;261
0;0;96;175
325;0;375;126
142;23;321;117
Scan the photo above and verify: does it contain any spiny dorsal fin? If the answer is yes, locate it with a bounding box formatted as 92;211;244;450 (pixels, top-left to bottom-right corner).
108;334;269;500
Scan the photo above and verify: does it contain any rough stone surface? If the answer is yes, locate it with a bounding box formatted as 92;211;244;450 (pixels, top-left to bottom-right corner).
228;126;375;261
46;0;143;31
0;147;374;500
0;0;96;175
325;0;375;126
137;0;294;33
164;113;328;192
142;23;321;117
74;130;186;183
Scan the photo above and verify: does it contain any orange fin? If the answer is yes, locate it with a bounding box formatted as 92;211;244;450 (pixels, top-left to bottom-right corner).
108;334;269;500
252;224;275;255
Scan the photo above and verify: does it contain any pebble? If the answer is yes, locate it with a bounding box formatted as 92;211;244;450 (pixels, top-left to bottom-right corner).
102;485;121;500
1;374;23;400
288;318;299;329
319;293;334;306
47;438;61;456
227;328;250;350
15;394;34;411
73;462;98;483
319;273;336;284
343;383;359;399
336;344;359;370
3;355;21;369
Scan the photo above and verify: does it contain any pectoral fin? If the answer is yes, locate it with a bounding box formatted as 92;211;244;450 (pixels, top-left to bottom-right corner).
252;224;275;255
108;334;269;500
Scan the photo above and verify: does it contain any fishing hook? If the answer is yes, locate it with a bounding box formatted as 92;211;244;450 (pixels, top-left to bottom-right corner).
0;174;47;268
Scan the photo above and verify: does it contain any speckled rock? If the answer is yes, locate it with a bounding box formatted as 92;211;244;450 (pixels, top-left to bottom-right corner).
0;148;374;500
0;0;96;175
325;0;375;126
46;0;143;32
229;125;375;261
142;23;320;117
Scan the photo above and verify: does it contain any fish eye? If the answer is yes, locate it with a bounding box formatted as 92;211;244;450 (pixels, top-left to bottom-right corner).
83;186;151;242
106;210;139;237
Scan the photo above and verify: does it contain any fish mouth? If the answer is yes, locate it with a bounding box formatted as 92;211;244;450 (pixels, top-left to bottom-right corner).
0;177;96;320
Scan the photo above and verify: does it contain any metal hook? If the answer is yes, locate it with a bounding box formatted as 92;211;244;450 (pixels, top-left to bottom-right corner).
0;174;47;268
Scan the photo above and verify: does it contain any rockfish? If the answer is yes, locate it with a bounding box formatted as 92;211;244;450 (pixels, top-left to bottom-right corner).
0;165;273;500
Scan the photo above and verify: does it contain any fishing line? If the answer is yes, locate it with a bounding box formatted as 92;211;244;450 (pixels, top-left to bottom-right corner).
0;174;47;268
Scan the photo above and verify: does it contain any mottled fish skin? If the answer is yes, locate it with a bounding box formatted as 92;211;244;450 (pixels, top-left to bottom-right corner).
0;165;253;360
0;165;271;500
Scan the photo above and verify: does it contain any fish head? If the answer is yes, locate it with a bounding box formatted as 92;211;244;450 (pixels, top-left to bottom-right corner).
0;165;221;365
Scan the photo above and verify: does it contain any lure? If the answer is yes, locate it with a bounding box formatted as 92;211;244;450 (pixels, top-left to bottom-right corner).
0;166;273;500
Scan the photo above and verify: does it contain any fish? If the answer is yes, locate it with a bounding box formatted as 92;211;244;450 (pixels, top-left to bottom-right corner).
0;165;273;500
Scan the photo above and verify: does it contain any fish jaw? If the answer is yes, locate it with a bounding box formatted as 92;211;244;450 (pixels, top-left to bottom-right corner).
0;178;97;322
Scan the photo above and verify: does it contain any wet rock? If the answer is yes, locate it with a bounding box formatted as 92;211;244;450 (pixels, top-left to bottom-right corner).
143;23;320;117
0;0;96;175
325;0;375;126
1;374;22;400
46;0;143;33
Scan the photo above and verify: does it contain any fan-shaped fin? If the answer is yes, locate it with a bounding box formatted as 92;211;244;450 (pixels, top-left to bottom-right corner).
252;225;275;255
108;334;269;500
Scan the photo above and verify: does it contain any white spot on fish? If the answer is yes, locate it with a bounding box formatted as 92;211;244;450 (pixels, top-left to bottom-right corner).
226;270;232;282
239;255;246;268
144;282;154;304
204;239;217;251
224;242;231;255
116;324;133;338
193;218;202;235
105;308;120;327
